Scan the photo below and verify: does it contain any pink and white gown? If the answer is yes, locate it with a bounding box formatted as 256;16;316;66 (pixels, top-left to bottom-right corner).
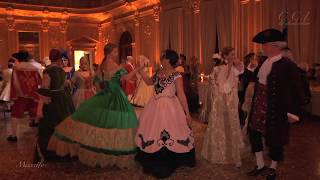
135;71;195;178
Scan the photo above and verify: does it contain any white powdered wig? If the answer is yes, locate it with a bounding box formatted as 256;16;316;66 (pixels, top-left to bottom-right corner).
270;41;287;49
139;55;150;67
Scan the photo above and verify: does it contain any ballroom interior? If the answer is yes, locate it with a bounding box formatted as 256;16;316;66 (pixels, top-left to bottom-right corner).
0;0;319;179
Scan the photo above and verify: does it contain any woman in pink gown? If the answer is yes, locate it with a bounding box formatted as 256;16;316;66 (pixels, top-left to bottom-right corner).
135;49;195;178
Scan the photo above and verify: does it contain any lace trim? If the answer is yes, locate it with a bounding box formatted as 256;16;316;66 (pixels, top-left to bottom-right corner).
48;137;136;168
53;117;137;150
153;71;181;94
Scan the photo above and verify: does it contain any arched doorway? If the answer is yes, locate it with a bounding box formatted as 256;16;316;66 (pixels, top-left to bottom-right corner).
119;31;133;64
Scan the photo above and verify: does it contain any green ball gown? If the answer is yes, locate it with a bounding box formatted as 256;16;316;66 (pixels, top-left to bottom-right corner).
48;68;138;168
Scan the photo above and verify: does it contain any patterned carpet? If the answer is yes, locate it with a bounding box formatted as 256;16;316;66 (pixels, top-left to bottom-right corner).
0;111;319;180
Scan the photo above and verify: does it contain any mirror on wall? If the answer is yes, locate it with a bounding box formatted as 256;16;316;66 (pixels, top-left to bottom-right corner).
18;32;40;61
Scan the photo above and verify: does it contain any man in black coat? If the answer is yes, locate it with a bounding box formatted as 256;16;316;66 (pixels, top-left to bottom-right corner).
246;29;304;180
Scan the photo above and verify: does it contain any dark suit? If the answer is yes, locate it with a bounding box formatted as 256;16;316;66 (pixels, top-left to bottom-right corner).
238;69;257;126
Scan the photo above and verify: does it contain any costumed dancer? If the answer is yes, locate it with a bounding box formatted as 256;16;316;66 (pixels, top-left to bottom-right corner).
0;58;15;102
34;49;75;163
28;54;45;127
130;55;154;107
238;53;258;127
199;53;223;123
246;29;304;180
135;49;195;178
121;56;136;98
61;51;75;95
7;50;42;142
48;43;141;168
62;51;74;80
201;47;245;167
71;56;95;108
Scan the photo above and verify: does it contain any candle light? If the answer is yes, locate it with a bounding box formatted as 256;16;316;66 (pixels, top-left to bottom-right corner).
200;73;204;82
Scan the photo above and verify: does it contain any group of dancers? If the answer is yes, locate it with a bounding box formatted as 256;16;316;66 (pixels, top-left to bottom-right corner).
200;28;304;180
4;28;304;180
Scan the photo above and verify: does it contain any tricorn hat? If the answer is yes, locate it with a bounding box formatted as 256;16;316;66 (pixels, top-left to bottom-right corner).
252;28;285;44
12;50;29;61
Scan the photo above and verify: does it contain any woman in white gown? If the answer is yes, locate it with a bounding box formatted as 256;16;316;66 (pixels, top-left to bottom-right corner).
71;56;96;108
201;47;245;167
130;55;154;107
0;59;14;102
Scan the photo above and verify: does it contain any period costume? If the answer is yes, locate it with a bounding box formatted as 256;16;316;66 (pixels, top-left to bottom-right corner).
130;67;154;107
248;53;303;157
135;71;195;178
34;65;75;163
201;64;244;166
121;62;136;96
199;73;213;123
10;65;41;117
29;58;44;77
0;68;13;102
238;68;256;126
247;29;304;179
7;51;42;141
63;67;75;80
71;71;95;108
48;67;138;168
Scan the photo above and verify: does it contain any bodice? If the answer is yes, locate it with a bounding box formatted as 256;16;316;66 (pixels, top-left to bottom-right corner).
152;71;181;98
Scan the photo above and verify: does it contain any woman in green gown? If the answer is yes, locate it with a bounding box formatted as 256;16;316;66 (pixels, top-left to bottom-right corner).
48;43;141;168
34;49;75;163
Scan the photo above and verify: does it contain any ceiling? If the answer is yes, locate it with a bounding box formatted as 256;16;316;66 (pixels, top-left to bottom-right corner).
0;0;122;9
0;0;159;23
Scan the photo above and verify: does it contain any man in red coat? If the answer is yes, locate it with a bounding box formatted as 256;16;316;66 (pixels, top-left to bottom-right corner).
7;50;42;142
121;56;136;98
247;29;304;180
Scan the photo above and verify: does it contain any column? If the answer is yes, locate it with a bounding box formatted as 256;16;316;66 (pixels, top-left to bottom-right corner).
133;11;141;64
192;0;201;64
153;4;161;66
6;7;17;56
97;23;103;64
41;19;49;60
60;10;68;49
60;20;67;49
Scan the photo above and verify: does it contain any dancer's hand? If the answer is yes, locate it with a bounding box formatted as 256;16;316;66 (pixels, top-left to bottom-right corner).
288;113;300;123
